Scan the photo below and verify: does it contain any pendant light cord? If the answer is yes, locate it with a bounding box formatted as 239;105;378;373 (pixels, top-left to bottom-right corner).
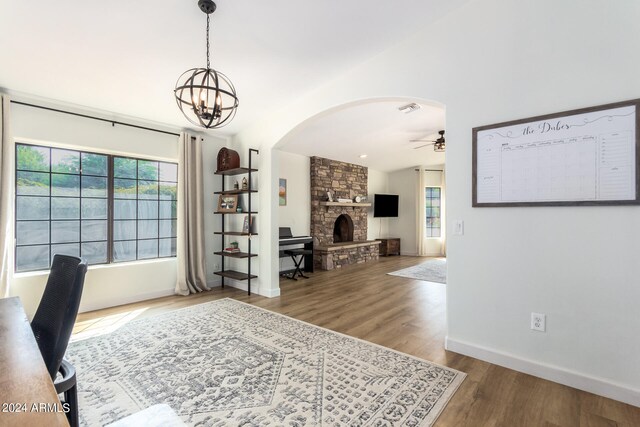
206;14;211;69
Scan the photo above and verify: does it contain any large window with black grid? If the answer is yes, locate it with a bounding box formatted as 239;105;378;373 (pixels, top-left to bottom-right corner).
14;143;177;272
425;187;442;238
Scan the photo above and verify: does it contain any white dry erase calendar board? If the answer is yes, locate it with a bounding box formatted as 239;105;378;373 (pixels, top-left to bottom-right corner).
472;99;640;207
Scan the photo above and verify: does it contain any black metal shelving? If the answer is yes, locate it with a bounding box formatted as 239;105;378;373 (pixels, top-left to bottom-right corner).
214;231;258;236
213;148;259;295
214;211;258;215
213;251;258;259
214;189;258;195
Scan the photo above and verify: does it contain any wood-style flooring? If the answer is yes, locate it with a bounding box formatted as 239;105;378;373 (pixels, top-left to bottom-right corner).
73;256;640;426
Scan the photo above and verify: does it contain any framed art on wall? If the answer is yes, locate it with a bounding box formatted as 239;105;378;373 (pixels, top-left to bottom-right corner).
279;178;287;206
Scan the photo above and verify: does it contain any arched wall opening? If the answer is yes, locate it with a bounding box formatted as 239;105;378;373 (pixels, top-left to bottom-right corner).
272;95;447;274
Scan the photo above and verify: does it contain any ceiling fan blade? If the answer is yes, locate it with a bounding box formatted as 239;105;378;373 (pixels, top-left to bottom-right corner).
409;139;436;143
413;143;434;149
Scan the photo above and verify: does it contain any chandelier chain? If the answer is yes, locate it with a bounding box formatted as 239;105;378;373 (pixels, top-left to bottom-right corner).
206;14;211;69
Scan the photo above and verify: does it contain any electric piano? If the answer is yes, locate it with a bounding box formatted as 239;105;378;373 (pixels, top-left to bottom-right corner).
279;227;314;273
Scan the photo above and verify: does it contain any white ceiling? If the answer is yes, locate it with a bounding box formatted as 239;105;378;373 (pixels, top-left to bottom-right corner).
277;99;446;172
0;0;465;135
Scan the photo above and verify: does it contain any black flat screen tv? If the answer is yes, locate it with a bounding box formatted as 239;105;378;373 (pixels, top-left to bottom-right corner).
374;194;399;217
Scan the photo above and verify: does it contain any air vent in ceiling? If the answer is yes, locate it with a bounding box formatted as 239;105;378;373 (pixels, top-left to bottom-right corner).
398;103;421;113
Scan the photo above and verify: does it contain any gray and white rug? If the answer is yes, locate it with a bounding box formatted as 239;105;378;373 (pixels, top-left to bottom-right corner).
387;259;447;284
67;298;464;426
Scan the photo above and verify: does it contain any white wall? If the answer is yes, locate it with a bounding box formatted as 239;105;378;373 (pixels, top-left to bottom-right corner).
8;100;225;316
367;168;389;240
277;150;310;236
233;0;640;405
388;168;417;254
387;167;445;256
276;150;310;272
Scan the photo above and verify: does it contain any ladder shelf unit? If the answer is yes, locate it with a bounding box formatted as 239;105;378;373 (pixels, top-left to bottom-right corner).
213;148;259;295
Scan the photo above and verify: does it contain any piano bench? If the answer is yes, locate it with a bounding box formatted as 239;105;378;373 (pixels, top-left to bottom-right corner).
284;249;313;280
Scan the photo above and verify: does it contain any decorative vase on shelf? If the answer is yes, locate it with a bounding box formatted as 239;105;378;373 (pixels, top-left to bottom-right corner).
241;177;248;190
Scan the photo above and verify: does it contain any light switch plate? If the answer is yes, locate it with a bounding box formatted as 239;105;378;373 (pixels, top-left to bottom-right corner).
453;220;464;236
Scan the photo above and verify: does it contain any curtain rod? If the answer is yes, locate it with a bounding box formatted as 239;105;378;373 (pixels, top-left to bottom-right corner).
414;168;443;172
10;100;181;137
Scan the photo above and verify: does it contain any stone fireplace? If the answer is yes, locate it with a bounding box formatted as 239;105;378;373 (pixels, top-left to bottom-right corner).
310;156;380;270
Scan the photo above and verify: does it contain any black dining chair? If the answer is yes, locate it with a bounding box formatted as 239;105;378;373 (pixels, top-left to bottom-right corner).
31;254;88;427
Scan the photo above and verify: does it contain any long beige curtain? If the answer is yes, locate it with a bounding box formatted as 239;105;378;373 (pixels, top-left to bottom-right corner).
175;132;209;295
416;167;428;256
0;95;13;298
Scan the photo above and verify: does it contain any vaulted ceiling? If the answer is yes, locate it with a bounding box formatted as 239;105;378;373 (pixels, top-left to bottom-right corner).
0;0;466;135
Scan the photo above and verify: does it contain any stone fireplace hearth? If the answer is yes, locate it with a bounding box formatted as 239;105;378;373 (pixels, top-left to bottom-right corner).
310;157;380;270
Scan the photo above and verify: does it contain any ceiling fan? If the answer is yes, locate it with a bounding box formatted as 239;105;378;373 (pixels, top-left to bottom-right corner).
411;130;446;152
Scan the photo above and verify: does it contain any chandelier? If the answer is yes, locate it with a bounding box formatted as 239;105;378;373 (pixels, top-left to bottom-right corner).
174;0;239;129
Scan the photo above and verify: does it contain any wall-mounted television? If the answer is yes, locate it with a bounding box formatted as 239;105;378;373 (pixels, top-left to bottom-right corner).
373;194;399;217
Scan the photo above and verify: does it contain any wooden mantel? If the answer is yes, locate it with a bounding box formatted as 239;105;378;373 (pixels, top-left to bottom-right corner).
318;201;372;208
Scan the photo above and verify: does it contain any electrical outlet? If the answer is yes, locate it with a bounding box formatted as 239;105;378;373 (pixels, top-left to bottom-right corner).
531;312;546;332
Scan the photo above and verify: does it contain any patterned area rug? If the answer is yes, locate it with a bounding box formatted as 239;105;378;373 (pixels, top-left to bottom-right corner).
67;298;464;426
387;259;447;284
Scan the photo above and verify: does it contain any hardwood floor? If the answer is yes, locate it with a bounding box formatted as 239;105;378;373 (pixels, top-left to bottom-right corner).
74;256;640;426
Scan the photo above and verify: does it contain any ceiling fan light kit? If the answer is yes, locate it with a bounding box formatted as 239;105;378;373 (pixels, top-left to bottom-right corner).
412;130;446;151
174;0;239;129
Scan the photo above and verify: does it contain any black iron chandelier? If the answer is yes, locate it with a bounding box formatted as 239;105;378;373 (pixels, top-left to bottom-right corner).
174;0;239;129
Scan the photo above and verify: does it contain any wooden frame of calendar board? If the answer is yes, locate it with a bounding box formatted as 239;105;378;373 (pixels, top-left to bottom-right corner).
472;99;640;207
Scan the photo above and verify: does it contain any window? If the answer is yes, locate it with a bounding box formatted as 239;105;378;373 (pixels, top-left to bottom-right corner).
15;143;177;272
425;187;441;238
112;156;177;262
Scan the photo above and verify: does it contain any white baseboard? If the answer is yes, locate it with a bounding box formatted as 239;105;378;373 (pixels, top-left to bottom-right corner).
78;277;277;314
207;278;222;288
398;252;443;257
78;288;175;313
261;287;281;298
223;279;280;298
445;336;640;407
